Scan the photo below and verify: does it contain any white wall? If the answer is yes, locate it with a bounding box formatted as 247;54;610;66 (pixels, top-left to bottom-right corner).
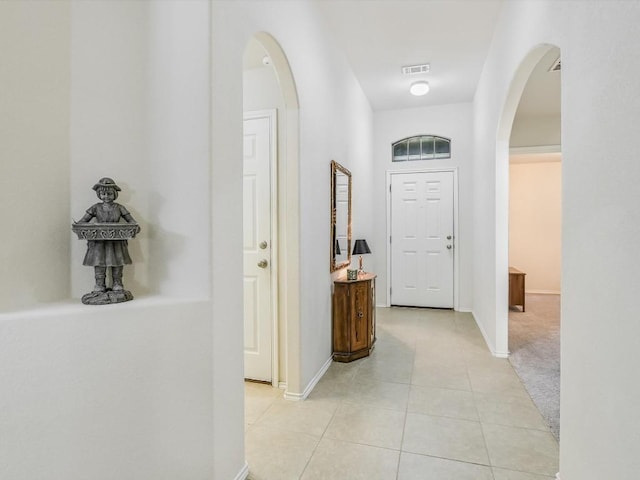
3;3;375;476
0;0;71;312
373;103;474;310
473;1;640;478
2;2;217;479
0;299;213;480
509;157;561;294
211;2;374;477
244;68;284;113
70;0;210;299
511;115;561;148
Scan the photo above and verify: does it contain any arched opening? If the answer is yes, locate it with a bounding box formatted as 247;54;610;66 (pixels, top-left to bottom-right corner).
497;44;562;441
241;32;302;396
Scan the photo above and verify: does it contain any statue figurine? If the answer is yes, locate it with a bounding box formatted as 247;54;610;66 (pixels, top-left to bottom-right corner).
72;177;140;305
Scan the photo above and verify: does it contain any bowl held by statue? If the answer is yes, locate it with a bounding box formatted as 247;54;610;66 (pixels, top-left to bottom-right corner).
72;222;139;241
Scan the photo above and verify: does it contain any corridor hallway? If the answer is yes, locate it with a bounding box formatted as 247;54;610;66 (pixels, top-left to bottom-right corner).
245;307;558;479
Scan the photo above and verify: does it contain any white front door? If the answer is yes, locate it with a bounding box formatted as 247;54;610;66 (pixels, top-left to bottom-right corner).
390;171;454;308
243;113;274;382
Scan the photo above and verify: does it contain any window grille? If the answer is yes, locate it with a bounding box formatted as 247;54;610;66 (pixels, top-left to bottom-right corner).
392;135;451;161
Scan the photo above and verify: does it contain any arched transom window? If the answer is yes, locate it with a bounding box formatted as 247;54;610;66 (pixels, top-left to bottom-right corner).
392;135;451;161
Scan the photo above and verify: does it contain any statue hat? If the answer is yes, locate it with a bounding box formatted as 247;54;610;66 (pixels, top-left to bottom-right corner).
92;177;121;191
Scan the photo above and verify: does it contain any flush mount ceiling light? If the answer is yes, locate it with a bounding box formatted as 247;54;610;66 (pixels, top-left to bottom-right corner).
409;81;430;96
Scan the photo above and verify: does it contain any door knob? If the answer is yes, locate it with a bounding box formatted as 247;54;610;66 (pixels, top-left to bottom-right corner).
259;241;268;250
446;245;452;250
257;259;268;268
447;235;452;240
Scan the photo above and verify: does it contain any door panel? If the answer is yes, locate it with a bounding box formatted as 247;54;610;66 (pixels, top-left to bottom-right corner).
243;115;272;382
391;171;454;308
350;282;370;352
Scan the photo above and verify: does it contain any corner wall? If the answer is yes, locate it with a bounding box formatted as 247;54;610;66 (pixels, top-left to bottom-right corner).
70;0;210;299
2;2;216;479
212;2;374;477
473;1;640;478
0;0;71;311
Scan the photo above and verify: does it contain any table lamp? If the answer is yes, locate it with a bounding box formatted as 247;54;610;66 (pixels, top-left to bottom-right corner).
352;239;371;275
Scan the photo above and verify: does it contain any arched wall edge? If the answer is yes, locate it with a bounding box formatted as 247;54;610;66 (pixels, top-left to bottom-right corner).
494;43;561;354
246;31;303;397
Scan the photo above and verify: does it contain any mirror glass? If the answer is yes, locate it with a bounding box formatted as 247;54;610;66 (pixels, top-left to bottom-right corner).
331;160;352;272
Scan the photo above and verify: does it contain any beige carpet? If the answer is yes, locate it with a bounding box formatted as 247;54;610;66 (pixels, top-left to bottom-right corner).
508;293;560;440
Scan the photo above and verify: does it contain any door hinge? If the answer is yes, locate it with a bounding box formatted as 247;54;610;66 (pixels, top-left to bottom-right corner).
389;184;392;193
389;235;392;244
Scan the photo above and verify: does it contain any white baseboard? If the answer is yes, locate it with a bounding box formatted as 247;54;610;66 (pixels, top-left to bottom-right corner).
278;382;287;390
284;356;332;401
471;310;509;358
526;289;560;295
234;462;249;480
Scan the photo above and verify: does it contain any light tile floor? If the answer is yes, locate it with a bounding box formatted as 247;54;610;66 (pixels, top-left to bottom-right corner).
245;307;558;480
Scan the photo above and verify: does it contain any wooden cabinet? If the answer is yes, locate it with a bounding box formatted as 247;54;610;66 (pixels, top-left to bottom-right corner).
509;267;526;312
332;273;376;362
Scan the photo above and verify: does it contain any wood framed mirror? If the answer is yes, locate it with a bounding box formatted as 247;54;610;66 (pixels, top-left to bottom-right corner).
331;160;352;272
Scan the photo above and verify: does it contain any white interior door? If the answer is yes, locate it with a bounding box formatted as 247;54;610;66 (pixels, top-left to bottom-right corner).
243;114;273;382
391;171;454;308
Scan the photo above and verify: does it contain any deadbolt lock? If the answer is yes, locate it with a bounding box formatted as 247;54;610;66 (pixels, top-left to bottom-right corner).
259;241;268;250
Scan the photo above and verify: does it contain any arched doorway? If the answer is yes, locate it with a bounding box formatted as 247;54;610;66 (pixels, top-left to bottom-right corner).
242;32;303;396
497;44;562;441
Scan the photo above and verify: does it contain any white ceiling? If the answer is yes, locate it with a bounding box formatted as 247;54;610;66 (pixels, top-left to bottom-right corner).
245;1;560;119
315;0;504;111
515;47;561;118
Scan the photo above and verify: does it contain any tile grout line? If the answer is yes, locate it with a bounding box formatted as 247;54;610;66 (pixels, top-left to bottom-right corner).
249;389;282;430
464;349;496;478
471;384;496;478
297;359;364;480
395;336;416;480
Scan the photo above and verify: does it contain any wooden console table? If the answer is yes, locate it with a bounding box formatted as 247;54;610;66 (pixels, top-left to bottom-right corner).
509;267;526;312
332;273;376;362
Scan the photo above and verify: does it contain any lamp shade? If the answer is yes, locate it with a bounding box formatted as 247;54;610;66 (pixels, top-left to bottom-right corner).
352;239;371;255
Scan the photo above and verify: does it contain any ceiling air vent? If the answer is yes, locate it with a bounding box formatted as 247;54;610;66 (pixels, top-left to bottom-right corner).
548;57;561;72
402;63;430;75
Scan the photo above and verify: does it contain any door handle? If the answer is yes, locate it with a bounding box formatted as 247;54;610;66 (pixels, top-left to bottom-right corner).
447;235;452;240
259;241;268;250
257;259;268;268
446;245;452;250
